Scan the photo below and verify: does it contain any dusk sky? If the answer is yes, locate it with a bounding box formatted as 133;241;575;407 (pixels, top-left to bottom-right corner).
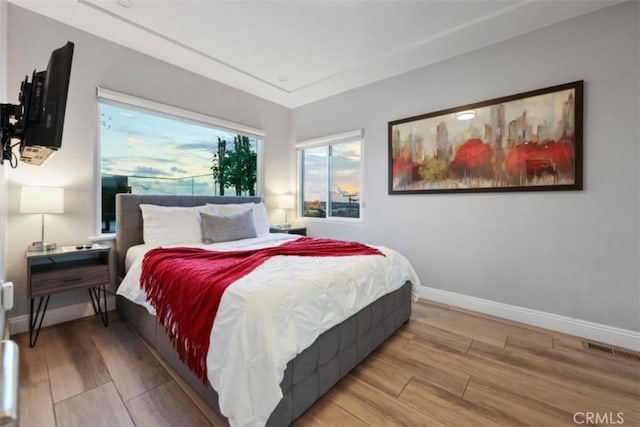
100;102;258;195
302;141;361;204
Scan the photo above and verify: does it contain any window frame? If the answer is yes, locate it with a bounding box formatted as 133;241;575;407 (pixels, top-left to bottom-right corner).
95;87;265;236
295;129;364;223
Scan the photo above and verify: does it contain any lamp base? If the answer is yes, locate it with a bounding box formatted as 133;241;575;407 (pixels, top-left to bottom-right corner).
27;241;57;252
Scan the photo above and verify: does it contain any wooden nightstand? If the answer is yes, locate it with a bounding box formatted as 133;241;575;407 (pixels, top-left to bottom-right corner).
27;245;111;346
269;226;307;236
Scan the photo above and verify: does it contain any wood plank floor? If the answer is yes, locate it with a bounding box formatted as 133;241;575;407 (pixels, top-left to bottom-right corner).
15;301;639;427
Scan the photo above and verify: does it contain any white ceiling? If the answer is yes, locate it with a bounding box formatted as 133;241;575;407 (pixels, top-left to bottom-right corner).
11;0;620;108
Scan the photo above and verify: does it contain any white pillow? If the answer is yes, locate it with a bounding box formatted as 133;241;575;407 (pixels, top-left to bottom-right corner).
140;204;203;246
206;202;269;235
251;202;269;235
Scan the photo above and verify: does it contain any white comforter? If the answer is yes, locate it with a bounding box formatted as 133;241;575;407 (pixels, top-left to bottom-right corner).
117;234;420;426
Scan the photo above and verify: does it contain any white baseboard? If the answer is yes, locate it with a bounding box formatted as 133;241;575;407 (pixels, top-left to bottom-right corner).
417;286;640;351
8;296;116;335
8;289;639;350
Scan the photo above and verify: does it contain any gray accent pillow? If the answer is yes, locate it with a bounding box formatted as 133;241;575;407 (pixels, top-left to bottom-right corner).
200;210;257;243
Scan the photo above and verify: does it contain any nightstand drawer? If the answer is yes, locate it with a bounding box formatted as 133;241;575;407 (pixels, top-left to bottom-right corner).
31;262;109;297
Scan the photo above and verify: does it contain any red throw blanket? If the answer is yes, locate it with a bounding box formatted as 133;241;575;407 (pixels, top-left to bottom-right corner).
140;237;383;381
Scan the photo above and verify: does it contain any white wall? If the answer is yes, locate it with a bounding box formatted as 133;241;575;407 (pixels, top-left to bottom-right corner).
293;1;640;331
6;4;292;318
0;0;7;281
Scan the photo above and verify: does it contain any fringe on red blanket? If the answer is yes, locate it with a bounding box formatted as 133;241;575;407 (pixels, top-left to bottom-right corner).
140;237;383;382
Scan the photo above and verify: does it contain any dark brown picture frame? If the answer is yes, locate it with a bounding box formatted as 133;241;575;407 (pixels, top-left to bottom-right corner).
388;81;583;194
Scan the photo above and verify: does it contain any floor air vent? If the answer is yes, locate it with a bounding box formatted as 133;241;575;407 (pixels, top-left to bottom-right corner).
583;341;640;361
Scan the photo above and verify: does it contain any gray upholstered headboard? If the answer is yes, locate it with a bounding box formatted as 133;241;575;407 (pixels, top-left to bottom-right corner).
115;194;262;278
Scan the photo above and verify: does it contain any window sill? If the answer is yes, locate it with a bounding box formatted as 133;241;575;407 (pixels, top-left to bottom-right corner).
300;216;364;224
89;233;116;242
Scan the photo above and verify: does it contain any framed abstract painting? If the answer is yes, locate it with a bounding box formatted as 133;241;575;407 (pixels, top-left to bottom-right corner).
388;81;583;194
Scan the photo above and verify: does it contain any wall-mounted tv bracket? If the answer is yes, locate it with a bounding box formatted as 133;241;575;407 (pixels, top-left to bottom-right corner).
1;72;41;168
0;103;23;167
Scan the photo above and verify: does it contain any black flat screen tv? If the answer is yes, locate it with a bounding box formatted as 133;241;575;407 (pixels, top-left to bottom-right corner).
19;41;74;165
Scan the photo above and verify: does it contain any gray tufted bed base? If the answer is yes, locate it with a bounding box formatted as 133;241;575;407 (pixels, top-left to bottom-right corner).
115;194;412;426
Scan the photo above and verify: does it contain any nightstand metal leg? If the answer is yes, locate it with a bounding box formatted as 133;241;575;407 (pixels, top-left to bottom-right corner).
29;296;50;347
88;285;108;327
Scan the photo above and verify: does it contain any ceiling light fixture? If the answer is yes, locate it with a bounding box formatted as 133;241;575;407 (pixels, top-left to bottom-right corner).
455;110;476;121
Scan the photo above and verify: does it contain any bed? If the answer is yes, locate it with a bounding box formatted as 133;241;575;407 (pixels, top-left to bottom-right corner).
114;194;416;426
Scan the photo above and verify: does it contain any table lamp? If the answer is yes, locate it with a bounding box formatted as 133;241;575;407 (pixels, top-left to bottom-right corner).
277;194;295;229
20;186;64;252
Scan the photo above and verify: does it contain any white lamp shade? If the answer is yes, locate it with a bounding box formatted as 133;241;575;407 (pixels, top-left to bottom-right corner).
277;194;295;210
20;186;64;214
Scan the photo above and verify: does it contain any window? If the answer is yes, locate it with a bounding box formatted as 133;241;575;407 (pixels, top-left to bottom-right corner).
297;130;363;220
97;89;263;233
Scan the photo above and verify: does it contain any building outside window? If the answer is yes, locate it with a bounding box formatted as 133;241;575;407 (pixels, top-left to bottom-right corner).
297;130;363;220
98;89;262;233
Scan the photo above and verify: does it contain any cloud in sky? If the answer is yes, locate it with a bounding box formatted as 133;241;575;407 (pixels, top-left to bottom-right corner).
133;166;169;177
171;166;190;174
179;142;215;152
